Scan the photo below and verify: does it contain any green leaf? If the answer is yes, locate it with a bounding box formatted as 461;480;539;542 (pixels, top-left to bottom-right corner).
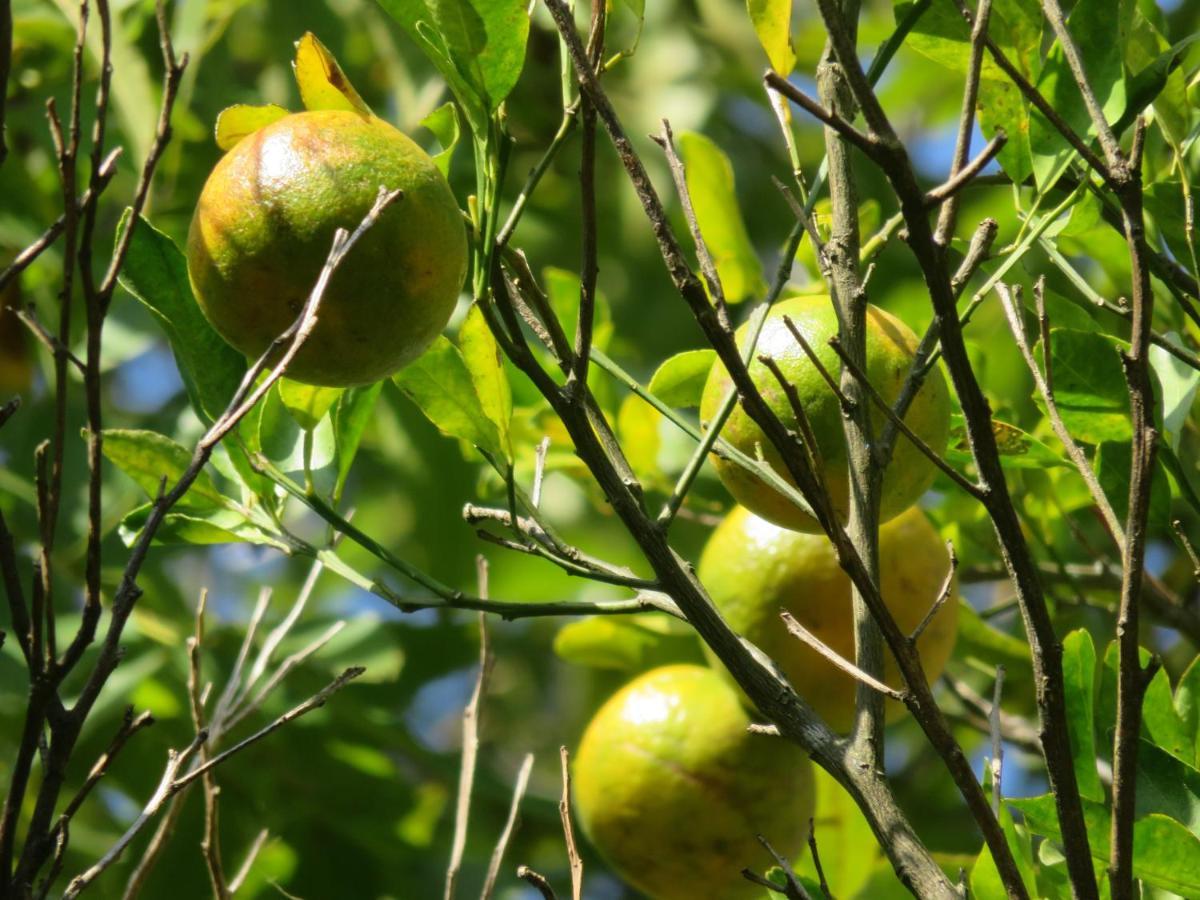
946;414;1068;470
897;0;1042;183
1028;0;1126;189
392;335;504;460
746;0;794;74
118;503;285;549
292;32;371;116
1176;655;1200;767
420;101;461;177
543;267;614;358
1144;181;1196;274
970;775;1038;900
334;382;382;498
459;303;512;460
214;103;290;151
1062;629;1104;802
278;380;342;432
1012;794;1200;896
101;429;226;511
1034;328;1131;443
1120;8;1196;147
1135;737;1200;835
555;618;659;671
115;211;246;424
258;383;337;472
1095;440;1173;530
376;0;528;128
956;601;1033;672
617;394;665;488
676;132;766;304
1098;641;1192;765
648;350;717;408
553;613;698;672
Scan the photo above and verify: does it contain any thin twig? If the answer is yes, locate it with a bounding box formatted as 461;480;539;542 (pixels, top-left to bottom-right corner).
827;337;983;499
66;668;362;898
444;606;491;900
558;746;583;900
990;666;1006;817
227;829;269;893
757;833;811;900
480;753;535;900
781;610;906;701
934;0;994;246
808;819;832;899
996;281;1122;542
910;542;958;645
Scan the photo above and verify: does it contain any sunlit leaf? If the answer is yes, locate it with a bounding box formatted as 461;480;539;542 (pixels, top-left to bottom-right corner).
259;382;337;473
392;335;504;460
116;211;246;423
746;0;794;74
459;303;512;460
648;350;717;408
293;32;371;116
279;379;342;432
376;0;529;131
101;428;226;511
553;615;701;671
214;103;290;150
420;101;461;177
118;503;286;549
1012;795;1200;895
946;414;1068;470
677;132;766;304
617;394;664;487
1028;0;1126;189
334;382;383;498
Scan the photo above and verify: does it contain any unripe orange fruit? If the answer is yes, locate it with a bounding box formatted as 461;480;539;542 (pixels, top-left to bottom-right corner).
573;665;815;900
700;295;951;532
188;110;467;387
698;505;958;732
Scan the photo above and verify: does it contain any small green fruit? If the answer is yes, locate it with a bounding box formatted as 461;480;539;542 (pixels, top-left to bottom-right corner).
699;505;959;732
699;295;951;532
573;664;815;900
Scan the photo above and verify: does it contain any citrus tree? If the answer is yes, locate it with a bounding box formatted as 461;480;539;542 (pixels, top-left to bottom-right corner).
3;0;1200;898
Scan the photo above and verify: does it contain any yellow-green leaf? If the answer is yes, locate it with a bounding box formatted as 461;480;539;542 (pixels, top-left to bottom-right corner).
293;32;371;116
278;379;342;432
214;103;290;151
746;0;794;74
420;102;461;178
677;132;766;304
459;303;512;459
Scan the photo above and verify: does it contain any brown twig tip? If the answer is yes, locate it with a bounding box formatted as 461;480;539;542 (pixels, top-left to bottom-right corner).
1172;520;1200;580
910;540;958;644
517;866;558;900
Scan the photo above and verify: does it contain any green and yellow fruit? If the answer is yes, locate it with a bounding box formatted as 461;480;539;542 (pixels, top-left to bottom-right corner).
699;504;959;732
574;664;815;900
187;109;467;387
700;295;951;532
